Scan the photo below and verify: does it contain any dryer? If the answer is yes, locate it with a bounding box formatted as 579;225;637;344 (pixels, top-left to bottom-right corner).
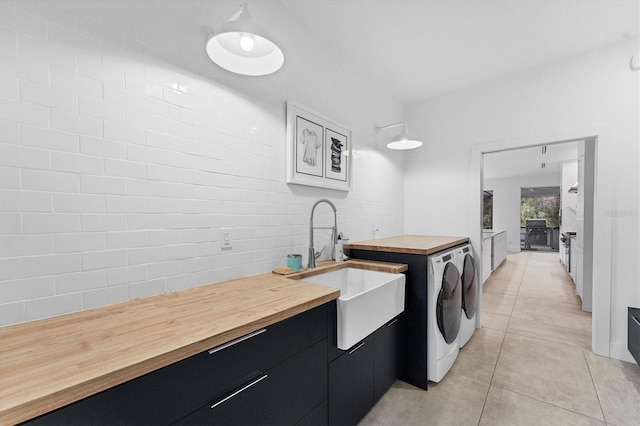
455;244;478;348
427;249;462;382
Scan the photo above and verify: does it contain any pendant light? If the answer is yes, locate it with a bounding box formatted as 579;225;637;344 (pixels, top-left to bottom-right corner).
374;122;423;150
206;3;284;76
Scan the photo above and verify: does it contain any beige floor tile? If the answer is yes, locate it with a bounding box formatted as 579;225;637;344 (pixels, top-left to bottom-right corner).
480;386;605;425
507;315;591;350
481;312;510;332
451;328;504;383
521;270;574;284
517;287;582;306
584;351;640;426
483;277;521;296
514;293;589;315
511;295;591;333
359;374;489;426
492;333;604;421
519;274;575;291
489;266;525;282
482;292;516;317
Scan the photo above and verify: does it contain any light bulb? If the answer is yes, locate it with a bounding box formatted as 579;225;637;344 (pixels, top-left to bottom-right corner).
240;34;254;52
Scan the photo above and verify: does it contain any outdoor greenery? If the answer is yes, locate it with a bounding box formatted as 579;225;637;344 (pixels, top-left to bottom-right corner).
483;191;493;229
520;195;560;228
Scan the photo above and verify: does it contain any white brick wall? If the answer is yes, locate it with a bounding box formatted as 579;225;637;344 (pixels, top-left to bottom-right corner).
0;0;406;326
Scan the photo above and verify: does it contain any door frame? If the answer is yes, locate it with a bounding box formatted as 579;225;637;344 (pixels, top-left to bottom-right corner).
470;125;612;357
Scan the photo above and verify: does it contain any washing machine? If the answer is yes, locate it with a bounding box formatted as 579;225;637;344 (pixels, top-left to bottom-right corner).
455;244;478;348
427;248;462;382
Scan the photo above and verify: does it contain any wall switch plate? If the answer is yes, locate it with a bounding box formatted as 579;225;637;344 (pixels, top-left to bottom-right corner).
221;228;232;249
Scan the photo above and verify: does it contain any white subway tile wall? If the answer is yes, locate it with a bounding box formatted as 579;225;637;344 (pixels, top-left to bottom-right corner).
0;0;404;325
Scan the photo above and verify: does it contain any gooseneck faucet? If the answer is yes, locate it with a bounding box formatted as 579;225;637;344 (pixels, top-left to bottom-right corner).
308;199;338;268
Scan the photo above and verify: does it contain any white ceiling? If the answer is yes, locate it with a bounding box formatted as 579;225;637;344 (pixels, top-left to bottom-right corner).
84;1;639;107
280;0;639;104
483;141;579;180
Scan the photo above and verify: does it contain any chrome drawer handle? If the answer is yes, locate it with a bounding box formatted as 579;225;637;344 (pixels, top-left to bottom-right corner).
349;341;365;354
208;329;266;354
210;374;268;409
633;316;640;327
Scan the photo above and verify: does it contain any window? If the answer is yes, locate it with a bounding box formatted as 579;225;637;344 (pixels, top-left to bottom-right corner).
483;190;493;229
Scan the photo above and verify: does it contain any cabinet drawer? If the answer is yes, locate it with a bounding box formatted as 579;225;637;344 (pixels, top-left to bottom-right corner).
175;339;328;425
24;304;328;426
195;303;328;402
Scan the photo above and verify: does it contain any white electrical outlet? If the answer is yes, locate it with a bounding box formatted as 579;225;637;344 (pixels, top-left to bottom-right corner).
221;228;232;249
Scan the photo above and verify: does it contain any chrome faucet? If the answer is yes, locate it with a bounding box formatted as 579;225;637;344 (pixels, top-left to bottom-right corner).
308;199;338;268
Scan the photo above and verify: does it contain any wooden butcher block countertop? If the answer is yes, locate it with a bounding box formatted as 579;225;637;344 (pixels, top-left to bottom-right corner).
346;235;469;255
0;259;406;425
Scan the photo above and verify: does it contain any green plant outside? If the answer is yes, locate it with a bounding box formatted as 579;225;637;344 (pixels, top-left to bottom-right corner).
520;195;560;228
483;191;493;229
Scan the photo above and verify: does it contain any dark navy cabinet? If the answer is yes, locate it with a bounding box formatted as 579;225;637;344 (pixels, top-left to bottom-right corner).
23;304;329;426
175;339;327;425
328;314;405;425
374;314;405;402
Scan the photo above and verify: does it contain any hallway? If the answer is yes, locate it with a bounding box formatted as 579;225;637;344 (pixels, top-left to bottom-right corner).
360;251;640;425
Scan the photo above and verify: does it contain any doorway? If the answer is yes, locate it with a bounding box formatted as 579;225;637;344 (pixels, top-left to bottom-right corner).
472;132;607;356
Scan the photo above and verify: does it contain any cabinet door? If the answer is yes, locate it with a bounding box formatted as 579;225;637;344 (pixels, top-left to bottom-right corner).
176;339;328;426
374;314;405;402
328;335;374;426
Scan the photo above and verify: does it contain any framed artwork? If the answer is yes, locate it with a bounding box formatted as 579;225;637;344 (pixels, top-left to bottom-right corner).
286;101;352;191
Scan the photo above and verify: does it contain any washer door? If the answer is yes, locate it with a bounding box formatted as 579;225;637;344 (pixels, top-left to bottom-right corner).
462;254;478;320
436;262;462;344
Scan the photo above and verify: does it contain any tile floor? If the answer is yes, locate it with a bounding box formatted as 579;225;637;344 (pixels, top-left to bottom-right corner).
360;251;640;425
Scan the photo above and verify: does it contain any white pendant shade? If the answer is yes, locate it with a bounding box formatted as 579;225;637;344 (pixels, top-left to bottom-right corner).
206;3;284;76
376;122;423;150
387;135;423;150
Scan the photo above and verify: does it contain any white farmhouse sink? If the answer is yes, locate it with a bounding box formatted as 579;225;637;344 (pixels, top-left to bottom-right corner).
302;268;405;350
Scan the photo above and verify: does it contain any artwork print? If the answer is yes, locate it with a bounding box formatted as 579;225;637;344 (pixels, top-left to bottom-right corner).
295;117;323;177
325;128;348;182
286;102;352;191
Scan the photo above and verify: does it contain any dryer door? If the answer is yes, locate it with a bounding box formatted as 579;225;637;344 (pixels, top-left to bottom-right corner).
462;254;478;319
436;262;462;344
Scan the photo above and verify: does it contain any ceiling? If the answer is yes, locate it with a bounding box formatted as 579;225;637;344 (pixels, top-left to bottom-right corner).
483;141;579;180
280;0;639;104
86;1;639;107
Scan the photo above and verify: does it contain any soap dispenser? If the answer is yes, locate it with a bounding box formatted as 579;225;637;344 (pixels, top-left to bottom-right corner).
334;234;344;262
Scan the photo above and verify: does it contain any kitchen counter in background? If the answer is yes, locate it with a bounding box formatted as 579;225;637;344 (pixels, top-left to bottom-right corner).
0;259;406;425
482;230;507;282
482;229;502;240
346;235;469;255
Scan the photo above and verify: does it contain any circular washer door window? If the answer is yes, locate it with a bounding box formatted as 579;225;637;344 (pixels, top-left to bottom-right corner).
437;262;462;344
462;254;478;319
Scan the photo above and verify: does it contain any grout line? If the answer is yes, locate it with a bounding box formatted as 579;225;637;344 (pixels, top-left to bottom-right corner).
583;348;608;424
477;252;525;425
490;382;609;423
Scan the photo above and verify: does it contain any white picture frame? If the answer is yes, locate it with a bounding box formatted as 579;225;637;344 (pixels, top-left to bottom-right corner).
286;101;352;191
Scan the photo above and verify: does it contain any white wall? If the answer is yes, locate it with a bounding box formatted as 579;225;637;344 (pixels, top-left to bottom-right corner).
484;173;561;252
0;0;406;325
405;39;639;362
